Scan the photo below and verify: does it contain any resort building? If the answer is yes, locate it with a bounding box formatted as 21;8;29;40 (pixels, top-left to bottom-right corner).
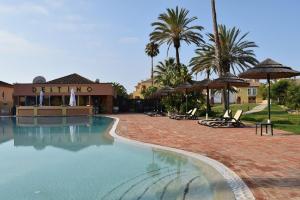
13;73;115;115
235;79;262;104
132;78;156;99
211;80;262;104
0;81;14;115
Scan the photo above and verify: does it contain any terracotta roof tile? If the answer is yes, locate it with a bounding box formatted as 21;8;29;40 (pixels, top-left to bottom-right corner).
47;73;95;84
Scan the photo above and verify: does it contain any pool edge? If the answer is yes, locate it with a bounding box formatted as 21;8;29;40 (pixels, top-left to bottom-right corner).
107;116;255;200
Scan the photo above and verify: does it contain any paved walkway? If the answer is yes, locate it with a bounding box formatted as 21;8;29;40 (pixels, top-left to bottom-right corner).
244;101;268;114
115;114;300;200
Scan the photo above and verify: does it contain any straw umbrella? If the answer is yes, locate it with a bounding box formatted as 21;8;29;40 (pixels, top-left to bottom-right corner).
155;86;175;112
193;79;211;119
209;72;249;110
175;82;192;113
239;58;300;123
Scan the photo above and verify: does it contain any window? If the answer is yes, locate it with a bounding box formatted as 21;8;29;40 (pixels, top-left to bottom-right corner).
248;88;257;96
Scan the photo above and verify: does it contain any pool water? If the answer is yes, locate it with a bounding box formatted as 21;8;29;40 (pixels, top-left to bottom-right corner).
0;116;235;200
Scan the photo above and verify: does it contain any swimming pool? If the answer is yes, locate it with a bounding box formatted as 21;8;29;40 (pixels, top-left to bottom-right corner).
0;116;241;200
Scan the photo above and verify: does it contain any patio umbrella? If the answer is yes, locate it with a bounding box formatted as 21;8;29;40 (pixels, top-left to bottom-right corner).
158;86;175;94
239;58;300;123
193;79;211;119
209;72;249;110
69;88;76;107
39;90;44;106
175;82;192;113
155;86;175;112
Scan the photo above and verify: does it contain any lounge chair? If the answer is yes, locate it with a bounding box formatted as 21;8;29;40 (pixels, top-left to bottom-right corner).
174;108;198;120
198;110;232;125
146;110;164;117
169;109;192;119
207;110;244;128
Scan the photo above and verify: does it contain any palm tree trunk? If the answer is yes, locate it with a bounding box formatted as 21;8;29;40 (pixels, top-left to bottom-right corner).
175;46;180;68
222;89;227;110
151;57;154;86
211;0;222;75
206;70;211;113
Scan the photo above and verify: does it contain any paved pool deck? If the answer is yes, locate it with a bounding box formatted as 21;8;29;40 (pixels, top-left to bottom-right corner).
114;114;300;200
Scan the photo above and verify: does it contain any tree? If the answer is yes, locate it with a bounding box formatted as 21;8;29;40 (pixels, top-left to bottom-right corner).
145;42;159;85
150;6;203;67
190;25;258;109
191;25;258;75
258;84;267;100
112;82;128;98
154;58;197;113
141;86;158;99
154;58;192;87
286;84;300;111
211;0;222;74
271;79;291;104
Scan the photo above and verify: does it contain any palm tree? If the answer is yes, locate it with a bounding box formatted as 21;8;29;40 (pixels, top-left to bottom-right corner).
190;25;258;109
150;6;204;67
154;58;177;87
211;0;222;74
191;25;258;75
154;58;191;87
145;42;159;86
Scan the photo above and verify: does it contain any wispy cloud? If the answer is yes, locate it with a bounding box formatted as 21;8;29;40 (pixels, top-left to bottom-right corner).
119;36;140;44
0;3;49;15
0;30;48;54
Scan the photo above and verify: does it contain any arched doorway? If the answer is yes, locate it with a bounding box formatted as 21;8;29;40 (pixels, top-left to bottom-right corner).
237;96;241;104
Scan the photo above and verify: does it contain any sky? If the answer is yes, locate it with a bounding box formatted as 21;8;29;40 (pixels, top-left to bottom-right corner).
0;0;299;93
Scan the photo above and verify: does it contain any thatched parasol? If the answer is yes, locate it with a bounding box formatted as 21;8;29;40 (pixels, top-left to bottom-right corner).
192;79;211;89
175;82;193;113
209;72;249;110
239;58;300;122
192;79;212;119
158;86;175;95
148;86;174;112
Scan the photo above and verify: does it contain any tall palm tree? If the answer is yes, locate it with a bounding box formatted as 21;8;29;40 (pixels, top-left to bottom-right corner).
191;25;258;75
190;25;258;109
211;0;222;74
150;6;204;67
145;42;159;86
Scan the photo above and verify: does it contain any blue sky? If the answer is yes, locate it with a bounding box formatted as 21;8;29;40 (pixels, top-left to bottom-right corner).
0;0;299;92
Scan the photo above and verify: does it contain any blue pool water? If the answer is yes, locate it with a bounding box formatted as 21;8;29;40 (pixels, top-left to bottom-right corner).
0;116;234;200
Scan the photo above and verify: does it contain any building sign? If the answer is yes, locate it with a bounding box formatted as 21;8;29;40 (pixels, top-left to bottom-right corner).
32;86;93;94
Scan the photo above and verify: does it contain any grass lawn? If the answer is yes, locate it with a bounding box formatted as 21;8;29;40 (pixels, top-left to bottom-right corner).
242;104;300;134
211;103;300;134
211;103;257;116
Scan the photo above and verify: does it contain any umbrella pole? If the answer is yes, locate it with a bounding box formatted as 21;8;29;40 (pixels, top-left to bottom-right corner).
206;86;209;120
227;83;230;111
267;74;271;123
185;91;188;114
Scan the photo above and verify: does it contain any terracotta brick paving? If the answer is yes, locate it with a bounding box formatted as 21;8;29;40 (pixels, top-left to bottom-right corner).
114;114;300;200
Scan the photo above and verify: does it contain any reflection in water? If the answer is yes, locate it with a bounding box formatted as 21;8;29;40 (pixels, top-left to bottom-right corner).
0;116;114;152
0;117;14;144
154;149;188;173
69;125;75;143
0;116;235;200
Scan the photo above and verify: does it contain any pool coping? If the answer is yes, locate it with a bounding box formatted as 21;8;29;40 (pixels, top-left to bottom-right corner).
107;116;255;200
